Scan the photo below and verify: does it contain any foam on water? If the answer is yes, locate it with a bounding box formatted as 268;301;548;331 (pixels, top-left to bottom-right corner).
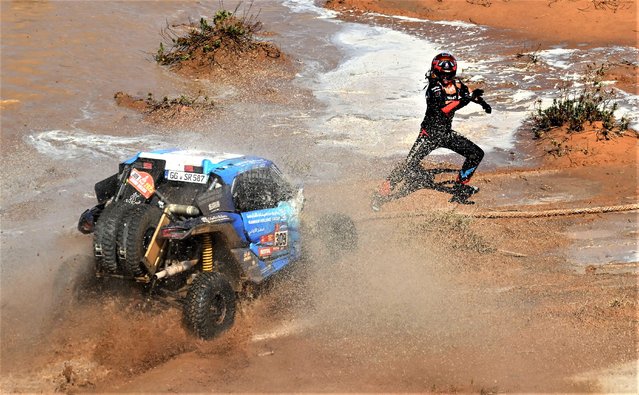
367;12;485;30
26;129;170;160
311;24;438;155
308;21;546;156
282;0;338;18
283;0;541;156
511;90;537;103
303;2;639;156
536;48;579;70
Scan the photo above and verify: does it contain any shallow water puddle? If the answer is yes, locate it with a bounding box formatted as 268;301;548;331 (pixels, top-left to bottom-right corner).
561;212;638;273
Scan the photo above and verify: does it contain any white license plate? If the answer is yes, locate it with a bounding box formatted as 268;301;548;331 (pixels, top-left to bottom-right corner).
165;170;209;184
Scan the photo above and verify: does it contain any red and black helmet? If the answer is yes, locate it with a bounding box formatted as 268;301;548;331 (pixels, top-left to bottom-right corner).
430;52;457;81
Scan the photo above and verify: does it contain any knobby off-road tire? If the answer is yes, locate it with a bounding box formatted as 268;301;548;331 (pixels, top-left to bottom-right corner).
93;202;132;273
316;212;358;258
118;204;162;277
183;272;236;339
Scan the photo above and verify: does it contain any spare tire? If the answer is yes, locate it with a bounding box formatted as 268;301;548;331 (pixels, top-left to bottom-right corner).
183;271;236;340
117;204;162;277
93;202;132;274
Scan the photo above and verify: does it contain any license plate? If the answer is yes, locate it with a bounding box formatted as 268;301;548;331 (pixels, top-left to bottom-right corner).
165;170;209;184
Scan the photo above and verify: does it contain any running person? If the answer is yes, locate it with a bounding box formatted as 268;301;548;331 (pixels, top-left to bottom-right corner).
375;52;492;207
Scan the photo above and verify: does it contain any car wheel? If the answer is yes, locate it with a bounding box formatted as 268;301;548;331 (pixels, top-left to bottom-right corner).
93;202;131;274
183;272;236;339
118;204;162;277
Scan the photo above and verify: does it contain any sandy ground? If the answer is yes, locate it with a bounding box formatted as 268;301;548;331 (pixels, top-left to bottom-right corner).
1;1;638;393
3;162;636;393
325;0;638;48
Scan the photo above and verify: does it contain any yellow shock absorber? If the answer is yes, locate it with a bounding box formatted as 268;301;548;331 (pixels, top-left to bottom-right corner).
201;234;214;272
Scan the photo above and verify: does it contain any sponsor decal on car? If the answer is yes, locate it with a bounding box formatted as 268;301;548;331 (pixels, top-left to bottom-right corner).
258;246;273;257
258;246;283;257
124;191;143;205
207;200;221;211
260;234;275;244
127;168;155;199
257;223;289;247
248;226;267;236
201;214;232;224
275;230;288;247
245;210;286;225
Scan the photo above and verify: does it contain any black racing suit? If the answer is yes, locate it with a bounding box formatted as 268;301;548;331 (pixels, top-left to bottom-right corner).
387;77;484;188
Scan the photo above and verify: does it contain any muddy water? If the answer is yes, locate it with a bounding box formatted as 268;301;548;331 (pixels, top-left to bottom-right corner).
0;0;359;368
1;0;638;386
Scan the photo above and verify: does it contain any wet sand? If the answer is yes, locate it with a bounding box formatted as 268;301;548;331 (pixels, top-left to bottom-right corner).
325;0;639;48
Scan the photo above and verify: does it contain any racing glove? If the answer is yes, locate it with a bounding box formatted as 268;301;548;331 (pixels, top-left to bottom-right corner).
472;95;492;114
471;88;484;100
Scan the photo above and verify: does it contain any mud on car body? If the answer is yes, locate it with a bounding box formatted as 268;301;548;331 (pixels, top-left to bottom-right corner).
78;149;305;339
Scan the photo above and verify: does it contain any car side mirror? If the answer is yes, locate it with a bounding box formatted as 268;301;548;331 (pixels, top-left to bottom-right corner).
196;185;235;215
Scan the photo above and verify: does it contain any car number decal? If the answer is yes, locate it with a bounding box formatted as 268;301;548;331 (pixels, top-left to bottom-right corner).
128;168;155;199
274;231;288;247
165;170;209;184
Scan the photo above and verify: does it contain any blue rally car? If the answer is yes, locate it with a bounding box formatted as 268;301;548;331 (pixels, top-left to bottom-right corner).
78;149;308;339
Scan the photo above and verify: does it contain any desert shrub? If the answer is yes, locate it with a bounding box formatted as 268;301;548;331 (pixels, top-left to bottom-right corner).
515;44;542;67
145;92;214;112
531;63;630;139
155;3;272;67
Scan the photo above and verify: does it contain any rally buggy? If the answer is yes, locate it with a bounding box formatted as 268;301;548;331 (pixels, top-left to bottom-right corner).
78;149;351;339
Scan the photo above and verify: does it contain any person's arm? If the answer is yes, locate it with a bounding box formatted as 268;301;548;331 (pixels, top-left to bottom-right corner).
427;83;447;110
469;87;492;113
438;80;472;115
428;83;462;116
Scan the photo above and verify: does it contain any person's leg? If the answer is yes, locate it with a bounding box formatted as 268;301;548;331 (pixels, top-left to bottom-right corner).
440;130;484;203
440;130;484;184
382;129;437;194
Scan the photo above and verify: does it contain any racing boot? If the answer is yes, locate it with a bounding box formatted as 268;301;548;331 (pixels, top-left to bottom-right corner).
449;182;479;204
371;180;393;212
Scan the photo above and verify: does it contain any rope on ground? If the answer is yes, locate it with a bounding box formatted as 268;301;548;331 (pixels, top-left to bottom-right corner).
359;203;639;222
471;203;639;218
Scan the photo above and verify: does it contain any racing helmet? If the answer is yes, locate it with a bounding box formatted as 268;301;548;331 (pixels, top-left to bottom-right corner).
430;52;457;81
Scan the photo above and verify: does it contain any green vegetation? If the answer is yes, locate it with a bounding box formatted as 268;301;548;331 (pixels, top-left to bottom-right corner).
531;63;630;139
155;4;273;67
145;92;214;111
114;91;215;118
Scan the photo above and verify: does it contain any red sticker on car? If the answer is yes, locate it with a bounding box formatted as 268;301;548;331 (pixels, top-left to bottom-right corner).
260;234;275;244
128;168;155;199
258;247;272;257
